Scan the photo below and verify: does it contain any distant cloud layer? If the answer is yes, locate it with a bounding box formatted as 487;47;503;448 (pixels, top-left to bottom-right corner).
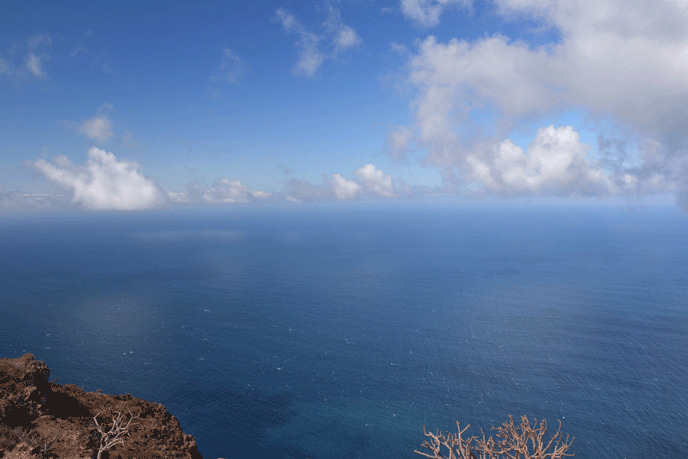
394;0;688;208
285;164;398;202
33;147;168;210
0;186;69;210
169;178;272;204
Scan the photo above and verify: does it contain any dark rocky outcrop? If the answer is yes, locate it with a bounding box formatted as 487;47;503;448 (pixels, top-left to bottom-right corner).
0;354;204;459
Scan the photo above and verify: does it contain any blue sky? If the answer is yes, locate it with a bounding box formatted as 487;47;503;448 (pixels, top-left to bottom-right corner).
2;0;687;210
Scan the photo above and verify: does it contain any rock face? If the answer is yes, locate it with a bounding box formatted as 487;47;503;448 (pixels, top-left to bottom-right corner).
0;354;203;459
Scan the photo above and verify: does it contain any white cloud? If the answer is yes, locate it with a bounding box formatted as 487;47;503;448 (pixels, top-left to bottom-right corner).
465;126;610;196
355;164;398;197
401;0;471;27
284;166;400;202
395;0;688;205
0;34;51;81
33;147;168;210
324;4;363;53
387;127;414;160
275;3;362;77
171;178;272;204
212;48;249;84
53;154;72;167
331;173;362;199
25;34;51;78
78;116;114;142
24;53;45;77
334;25;361;51
0;189;70;210
275;8;325;77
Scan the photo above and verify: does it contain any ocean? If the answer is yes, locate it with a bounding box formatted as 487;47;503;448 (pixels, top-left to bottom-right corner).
1;204;686;458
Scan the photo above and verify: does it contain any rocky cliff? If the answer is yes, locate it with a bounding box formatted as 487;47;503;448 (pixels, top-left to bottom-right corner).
0;353;204;459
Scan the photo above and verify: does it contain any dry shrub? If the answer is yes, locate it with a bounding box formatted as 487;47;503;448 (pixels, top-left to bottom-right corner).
416;415;574;459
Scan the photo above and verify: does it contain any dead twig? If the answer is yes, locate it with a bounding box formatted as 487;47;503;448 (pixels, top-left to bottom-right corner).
417;416;574;459
92;409;141;459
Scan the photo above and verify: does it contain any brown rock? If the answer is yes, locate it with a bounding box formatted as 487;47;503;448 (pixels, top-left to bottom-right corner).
0;354;203;459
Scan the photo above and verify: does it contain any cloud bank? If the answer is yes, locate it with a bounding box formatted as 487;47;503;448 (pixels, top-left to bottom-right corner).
169;179;272;204
285;164;399;202
0;187;70;210
393;0;688;208
33;147;168;210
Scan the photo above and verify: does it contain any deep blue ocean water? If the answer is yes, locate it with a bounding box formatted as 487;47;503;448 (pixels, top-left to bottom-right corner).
1;204;687;459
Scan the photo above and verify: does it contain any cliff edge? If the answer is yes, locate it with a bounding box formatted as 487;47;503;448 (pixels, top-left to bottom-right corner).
0;353;204;459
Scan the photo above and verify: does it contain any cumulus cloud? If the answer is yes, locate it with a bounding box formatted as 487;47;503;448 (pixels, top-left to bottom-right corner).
33;147;168;210
275;2;362;77
401;0;471;27
211;48;249;84
394;0;688;206
67;104;115;142
355;164;398;197
78;116;114;142
170;178;272;204
465;126;610;196
331;173;362;199
285;165;398;202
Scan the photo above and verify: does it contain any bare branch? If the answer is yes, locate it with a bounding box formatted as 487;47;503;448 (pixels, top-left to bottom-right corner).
92;409;141;459
417;416;574;459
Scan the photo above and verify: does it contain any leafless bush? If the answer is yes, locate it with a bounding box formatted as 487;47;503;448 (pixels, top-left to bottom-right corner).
0;424;58;458
37;432;59;458
0;424;25;450
91;409;141;459
416;415;574;459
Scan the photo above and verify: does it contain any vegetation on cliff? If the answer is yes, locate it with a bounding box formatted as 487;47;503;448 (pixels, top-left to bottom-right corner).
416;415;574;459
0;353;202;459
